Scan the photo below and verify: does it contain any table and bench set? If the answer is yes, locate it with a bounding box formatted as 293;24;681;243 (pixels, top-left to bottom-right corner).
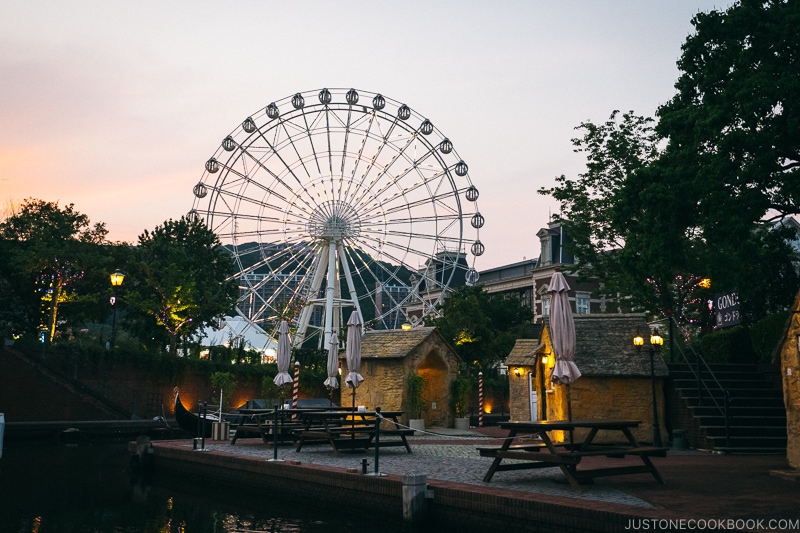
478;419;669;491
227;407;415;455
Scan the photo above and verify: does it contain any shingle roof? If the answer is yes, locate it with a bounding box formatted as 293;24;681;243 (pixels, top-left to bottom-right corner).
505;339;543;366
360;327;438;359
553;314;669;377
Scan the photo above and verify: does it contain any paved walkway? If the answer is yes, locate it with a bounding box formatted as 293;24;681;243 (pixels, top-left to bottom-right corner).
182;425;800;528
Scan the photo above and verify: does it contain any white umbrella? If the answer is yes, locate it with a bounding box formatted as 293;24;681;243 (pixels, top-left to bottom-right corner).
344;310;364;389
324;334;339;390
548;271;581;422
273;320;293;387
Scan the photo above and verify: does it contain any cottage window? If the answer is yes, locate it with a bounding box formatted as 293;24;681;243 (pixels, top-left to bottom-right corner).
542;297;550;316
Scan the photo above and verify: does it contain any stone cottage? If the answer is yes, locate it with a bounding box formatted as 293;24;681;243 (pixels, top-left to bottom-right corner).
506;314;669;445
776;291;800;470
340;327;461;427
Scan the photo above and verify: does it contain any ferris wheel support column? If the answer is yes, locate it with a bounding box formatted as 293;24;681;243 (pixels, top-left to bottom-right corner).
323;239;337;348
337;242;364;334
295;242;330;348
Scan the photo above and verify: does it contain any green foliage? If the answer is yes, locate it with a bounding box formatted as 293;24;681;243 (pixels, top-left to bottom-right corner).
126;216;237;355
0;199;130;341
698;326;757;364
407;373;425;419
539;0;800;326
427;285;533;372
750;311;791;364
450;371;471;418
210;371;237;411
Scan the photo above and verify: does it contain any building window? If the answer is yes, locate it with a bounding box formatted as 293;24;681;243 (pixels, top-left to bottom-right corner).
576;295;590;315
542;297;550;316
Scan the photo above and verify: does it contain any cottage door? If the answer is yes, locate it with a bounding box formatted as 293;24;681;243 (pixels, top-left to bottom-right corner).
528;372;538;421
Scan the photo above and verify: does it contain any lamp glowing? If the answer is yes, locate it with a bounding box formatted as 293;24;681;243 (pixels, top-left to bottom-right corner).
110;270;125;287
401;323;412;331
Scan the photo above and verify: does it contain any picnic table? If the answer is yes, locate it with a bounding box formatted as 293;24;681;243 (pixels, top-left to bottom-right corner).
229;407;322;447
479;419;668;491
293;409;415;455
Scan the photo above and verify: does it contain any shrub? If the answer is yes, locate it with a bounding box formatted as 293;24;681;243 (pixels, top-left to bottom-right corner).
407;373;425;419
698;326;757;364
750;311;790;363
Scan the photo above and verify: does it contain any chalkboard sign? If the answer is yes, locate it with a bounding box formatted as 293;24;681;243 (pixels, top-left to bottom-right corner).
714;292;740;328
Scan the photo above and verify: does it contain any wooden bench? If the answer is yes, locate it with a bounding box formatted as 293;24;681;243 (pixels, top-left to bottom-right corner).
477;443;548;457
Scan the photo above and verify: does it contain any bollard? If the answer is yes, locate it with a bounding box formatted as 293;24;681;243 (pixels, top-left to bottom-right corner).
200;402;207;450
268;404;283;462
362;458;368;475
402;472;428;524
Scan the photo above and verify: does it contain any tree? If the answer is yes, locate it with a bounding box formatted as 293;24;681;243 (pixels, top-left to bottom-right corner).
127;216;237;355
0;199;121;340
651;0;800;319
427;285;533;372
540;0;800;325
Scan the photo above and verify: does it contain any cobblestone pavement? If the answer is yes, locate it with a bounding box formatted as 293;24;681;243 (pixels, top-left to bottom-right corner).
187;427;700;509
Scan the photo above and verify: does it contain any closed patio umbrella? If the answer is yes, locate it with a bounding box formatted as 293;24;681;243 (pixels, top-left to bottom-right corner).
548;271;581;423
324;334;339;390
344;310;364;412
273;320;293;388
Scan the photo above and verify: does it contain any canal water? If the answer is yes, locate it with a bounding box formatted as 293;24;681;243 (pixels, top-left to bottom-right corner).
0;440;426;533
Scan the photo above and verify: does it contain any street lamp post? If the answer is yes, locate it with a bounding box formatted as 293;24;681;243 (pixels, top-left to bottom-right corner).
633;329;664;447
109;269;125;350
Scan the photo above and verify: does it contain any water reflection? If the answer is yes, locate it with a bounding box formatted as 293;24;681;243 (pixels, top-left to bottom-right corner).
0;441;410;533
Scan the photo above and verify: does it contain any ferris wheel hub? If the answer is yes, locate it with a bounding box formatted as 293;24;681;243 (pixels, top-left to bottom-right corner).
307;199;362;241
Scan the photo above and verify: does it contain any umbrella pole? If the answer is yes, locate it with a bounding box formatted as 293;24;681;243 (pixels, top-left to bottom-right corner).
566;384;574;448
351;387;356;439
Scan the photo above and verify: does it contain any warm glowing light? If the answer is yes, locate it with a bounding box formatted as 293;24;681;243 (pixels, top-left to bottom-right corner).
541;356;549;365
699;278;711;289
513;367;521;377
455;330;475;345
110;269;125;287
651;329;663;347
633;334;645;347
484;404;492;414
401;322;412;331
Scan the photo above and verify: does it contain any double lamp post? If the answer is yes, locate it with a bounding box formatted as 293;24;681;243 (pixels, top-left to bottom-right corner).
633;328;664;447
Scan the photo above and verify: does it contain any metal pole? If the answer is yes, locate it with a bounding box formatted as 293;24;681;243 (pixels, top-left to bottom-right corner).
271;404;280;461
110;300;117;351
373;407;381;475
650;350;662;447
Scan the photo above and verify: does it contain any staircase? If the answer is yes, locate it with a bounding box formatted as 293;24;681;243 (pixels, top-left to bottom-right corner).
667;363;786;454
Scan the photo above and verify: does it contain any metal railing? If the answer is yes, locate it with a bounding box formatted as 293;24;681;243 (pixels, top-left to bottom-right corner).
668;316;731;447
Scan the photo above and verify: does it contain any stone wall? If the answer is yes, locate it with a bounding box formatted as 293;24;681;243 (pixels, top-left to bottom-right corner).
546;376;667;445
509;366;535;422
780;294;800;469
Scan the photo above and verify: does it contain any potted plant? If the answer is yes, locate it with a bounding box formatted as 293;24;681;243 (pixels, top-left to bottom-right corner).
450;374;471;431
407;373;425;431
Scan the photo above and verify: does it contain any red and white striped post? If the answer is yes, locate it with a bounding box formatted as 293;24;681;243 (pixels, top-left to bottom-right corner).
291;361;300;421
478;371;484;427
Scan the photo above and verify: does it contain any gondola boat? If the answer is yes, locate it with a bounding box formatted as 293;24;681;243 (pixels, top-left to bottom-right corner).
173;389;217;438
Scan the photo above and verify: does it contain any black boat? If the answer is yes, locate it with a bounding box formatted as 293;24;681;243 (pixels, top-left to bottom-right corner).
173;390;217;438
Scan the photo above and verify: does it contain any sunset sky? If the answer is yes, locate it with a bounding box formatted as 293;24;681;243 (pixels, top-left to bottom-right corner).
1;1;733;270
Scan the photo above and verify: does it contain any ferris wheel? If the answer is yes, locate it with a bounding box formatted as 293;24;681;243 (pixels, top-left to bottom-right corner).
190;88;484;348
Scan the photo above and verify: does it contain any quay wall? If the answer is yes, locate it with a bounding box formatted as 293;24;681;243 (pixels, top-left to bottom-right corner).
150;441;639;533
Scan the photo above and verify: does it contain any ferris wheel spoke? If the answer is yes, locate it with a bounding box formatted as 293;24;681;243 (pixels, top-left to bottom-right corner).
299;109;322;175
350;117;401;206
341;109;376;204
372;189;461;219
236;148;318;216
341;244;406;304
350;131;421;212
352;146;441;212
249;124;322;201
